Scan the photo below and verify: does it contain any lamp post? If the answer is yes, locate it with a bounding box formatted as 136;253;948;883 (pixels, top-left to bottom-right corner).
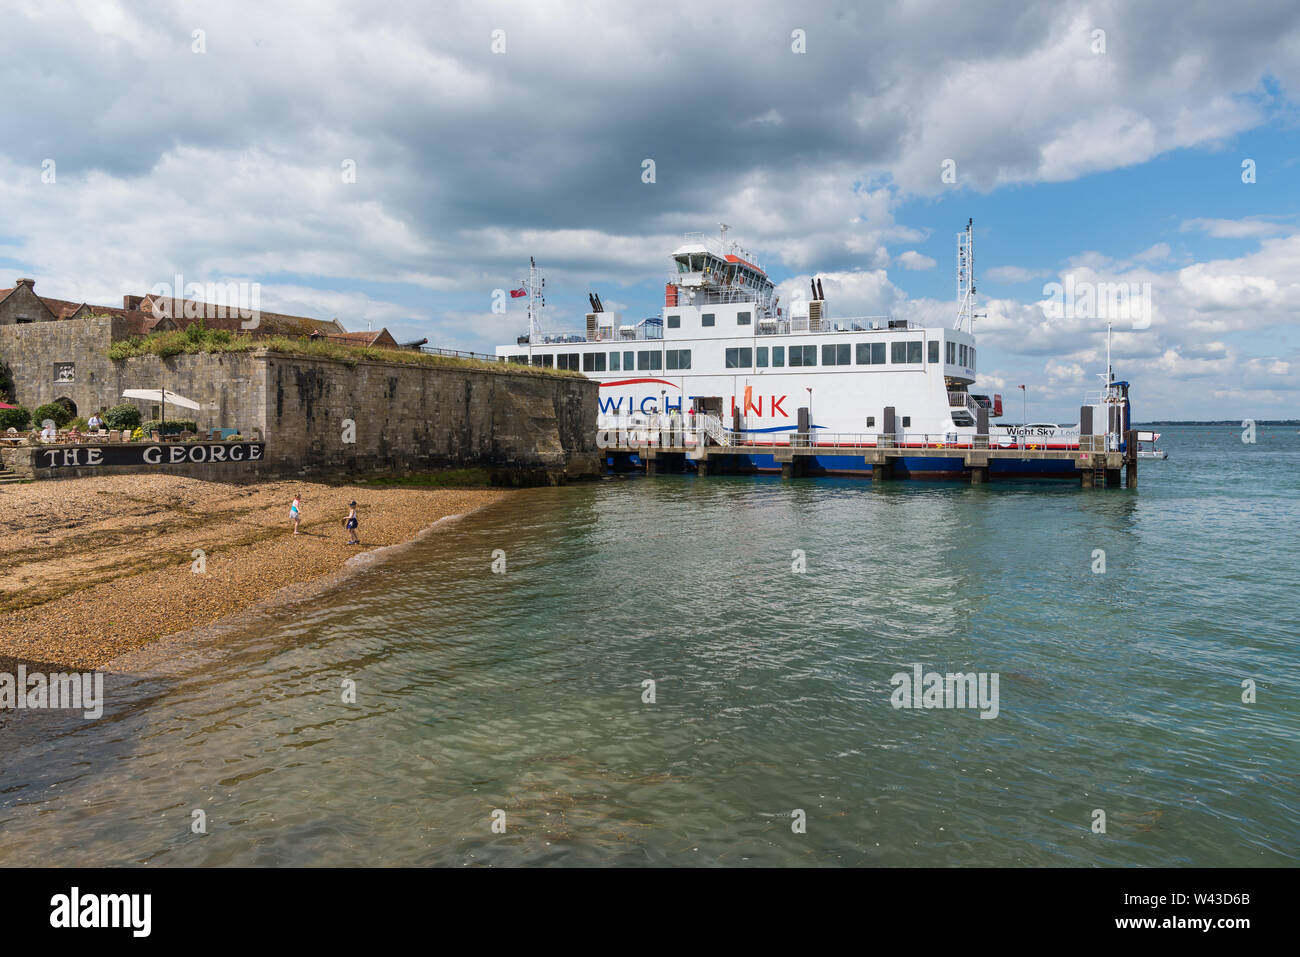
1018;384;1027;450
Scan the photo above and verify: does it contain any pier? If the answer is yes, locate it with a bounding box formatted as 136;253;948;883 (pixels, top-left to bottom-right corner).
603;414;1138;488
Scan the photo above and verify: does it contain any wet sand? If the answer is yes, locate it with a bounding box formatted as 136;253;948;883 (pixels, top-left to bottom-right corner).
0;475;510;669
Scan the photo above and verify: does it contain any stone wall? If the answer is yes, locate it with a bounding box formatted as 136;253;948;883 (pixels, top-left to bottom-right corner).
262;354;597;481
0;317;599;481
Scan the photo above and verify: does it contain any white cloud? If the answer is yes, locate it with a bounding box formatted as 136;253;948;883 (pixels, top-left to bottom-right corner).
896;251;936;270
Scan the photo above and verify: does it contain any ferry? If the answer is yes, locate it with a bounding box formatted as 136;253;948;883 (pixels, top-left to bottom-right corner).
495;222;1133;478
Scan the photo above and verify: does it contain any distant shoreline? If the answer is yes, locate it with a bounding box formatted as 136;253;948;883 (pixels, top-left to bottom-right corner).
1135;420;1300;426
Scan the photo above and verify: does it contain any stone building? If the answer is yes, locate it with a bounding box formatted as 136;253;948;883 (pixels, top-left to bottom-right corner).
0;278;409;412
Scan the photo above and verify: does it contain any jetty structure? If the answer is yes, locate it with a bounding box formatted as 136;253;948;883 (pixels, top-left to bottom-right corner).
0;281;599;485
496;221;1140;487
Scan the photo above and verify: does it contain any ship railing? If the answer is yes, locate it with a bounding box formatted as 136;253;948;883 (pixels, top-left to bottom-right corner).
420;345;503;362
737;431;1087;451
595;413;730;450
594;425;1100;454
755;316;901;335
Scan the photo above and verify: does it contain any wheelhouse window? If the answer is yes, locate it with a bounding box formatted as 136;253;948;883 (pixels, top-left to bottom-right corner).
702;313;716;327
928;340;940;363
857;342;885;365
946;341;956;364
667;314;680;329
892;341;922;364
737;311;751;326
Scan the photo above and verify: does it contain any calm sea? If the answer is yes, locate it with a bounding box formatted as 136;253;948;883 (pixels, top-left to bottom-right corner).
1;424;1297;866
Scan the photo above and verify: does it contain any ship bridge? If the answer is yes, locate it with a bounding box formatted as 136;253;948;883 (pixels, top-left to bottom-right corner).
666;228;776;312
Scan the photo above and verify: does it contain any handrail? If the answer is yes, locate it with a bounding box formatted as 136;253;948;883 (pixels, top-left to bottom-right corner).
595;421;1110;453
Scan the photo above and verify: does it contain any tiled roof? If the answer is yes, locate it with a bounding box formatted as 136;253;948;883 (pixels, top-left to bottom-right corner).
324;330;398;348
144;296;345;336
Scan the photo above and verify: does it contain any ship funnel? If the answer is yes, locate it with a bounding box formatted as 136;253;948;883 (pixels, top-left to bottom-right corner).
810;279;818;300
816;278;825;300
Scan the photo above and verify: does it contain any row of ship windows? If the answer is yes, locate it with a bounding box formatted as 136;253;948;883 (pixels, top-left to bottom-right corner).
666;312;749;328
507;342;976;372
506;350;692;371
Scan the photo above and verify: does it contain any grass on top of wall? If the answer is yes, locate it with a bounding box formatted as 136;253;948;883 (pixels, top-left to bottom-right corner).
105;321;583;378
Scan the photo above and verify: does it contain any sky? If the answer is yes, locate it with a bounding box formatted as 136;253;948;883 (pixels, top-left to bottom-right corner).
1;0;1298;420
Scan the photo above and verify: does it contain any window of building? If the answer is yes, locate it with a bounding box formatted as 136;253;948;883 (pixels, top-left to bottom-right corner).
666;349;691;370
772;346;785;367
702;313;716;327
725;347;753;368
757;346;768;368
667;314;680;329
737;311;751;326
928;340;940;363
789;345;817;367
637;350;662;371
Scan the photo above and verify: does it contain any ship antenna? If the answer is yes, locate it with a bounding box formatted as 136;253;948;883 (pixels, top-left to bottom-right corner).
523;257;545;342
955;218;977;332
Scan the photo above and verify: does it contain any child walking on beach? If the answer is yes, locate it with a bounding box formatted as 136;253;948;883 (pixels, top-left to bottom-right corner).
290;494;302;534
344;501;359;545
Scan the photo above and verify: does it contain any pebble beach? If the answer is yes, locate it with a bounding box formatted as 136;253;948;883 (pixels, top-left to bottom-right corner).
0;474;510;670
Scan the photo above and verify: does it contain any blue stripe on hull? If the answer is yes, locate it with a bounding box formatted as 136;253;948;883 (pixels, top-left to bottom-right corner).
617;451;1079;479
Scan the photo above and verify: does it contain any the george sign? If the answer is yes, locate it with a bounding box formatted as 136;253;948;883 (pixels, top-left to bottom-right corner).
35;442;265;470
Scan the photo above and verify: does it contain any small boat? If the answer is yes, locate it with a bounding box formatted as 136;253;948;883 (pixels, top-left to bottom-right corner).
1136;430;1168;460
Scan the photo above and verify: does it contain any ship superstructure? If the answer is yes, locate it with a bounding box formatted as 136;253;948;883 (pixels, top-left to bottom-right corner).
495;221;1131;477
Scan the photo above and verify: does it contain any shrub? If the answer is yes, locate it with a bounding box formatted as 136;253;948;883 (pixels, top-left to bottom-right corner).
102;403;142;430
0;405;31;431
140;419;198;436
70;416;89;431
33;402;74;428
